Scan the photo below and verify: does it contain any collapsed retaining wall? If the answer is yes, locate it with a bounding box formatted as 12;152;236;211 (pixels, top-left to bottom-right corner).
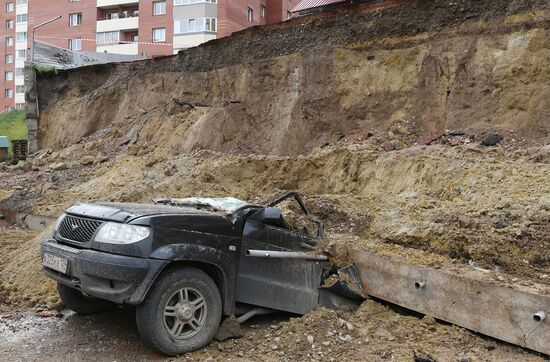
33;0;550;155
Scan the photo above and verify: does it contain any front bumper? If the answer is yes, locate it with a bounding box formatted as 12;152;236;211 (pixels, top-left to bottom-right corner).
41;238;168;305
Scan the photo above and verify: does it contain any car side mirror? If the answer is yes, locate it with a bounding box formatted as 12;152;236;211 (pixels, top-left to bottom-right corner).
250;207;283;224
258;207;282;223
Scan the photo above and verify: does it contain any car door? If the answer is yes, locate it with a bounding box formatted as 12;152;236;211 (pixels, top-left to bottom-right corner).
235;194;324;315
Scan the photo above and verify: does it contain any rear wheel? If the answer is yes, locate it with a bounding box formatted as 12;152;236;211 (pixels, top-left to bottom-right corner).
57;283;114;315
136;267;222;356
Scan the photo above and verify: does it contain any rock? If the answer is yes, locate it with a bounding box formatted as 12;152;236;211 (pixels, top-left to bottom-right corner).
322;341;331;347
383;142;396;151
137;147;150;157
94;155;109;165
338;334;352;342
80;156;95;165
484;342;496;351
414;350;436;362
214;315;243;341
307;335;314;344
49;162;67;171
145;156;159;168
337;318;354;331
530;145;550;163
422;315;436;325
127;144;140;156
164;165;177;176
481;134;503;146
36;310;56;318
493;219;506;229
42;182;56;191
417;133;443;145
447;130;466;136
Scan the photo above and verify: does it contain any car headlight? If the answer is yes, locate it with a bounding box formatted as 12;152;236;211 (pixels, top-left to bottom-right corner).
53;214;66;235
94;222;150;244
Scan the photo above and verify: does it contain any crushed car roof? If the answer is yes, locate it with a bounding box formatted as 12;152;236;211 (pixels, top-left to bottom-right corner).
153;197;249;213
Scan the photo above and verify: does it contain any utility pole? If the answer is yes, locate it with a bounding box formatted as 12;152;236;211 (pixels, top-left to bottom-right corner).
31;15;62;62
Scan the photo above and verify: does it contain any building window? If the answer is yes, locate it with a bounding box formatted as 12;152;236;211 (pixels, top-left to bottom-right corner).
15;67;24;76
153;1;166;15
6;20;14;29
16;14;27;23
6;37;14;47
6;3;14;12
152;28;166;42
69;13;82;27
175;17;217;34
5;89;13;98
16;0;27;4
68;38;82;51
16;85;24;94
131;35;138;43
174;0;216;5
287;11;291;19
261;5;265;18
16;49;25;58
96;31;120;44
5;72;13;81
16;32;26;42
205;18;216;32
247;7;253;22
187;19;196;32
69;0;81;2
105;12;118;20
6;54;14;63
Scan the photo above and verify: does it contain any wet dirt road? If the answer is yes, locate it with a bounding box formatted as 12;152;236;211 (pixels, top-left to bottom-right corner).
0;308;164;361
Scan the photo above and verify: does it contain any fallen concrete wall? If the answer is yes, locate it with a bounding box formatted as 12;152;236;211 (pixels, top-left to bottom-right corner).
351;249;550;355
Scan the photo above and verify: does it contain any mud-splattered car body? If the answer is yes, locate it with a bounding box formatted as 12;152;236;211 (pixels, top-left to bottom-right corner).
40;192;362;355
41;192;330;314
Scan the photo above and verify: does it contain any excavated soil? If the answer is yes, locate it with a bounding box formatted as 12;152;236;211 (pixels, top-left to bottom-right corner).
1;0;550;359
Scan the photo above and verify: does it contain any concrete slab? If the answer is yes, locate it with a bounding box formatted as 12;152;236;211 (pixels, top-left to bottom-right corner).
350;249;550;355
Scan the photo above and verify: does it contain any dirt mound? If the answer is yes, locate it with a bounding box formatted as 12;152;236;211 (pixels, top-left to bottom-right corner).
186;301;543;361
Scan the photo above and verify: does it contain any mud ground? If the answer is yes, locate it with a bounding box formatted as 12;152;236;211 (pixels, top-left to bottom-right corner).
0;301;546;362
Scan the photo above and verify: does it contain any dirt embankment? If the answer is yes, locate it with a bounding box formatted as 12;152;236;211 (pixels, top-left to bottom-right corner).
36;0;550;154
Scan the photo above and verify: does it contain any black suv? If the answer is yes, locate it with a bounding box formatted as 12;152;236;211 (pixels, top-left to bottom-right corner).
41;192;340;356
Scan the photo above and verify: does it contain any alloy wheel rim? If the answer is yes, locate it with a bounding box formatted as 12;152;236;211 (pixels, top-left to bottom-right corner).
163;287;207;340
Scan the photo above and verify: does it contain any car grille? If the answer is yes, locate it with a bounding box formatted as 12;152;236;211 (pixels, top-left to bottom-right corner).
58;215;103;243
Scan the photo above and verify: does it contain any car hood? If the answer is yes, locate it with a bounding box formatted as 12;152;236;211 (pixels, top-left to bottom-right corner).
65;202;219;223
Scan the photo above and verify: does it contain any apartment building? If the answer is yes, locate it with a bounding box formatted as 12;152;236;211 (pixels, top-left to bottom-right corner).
0;0;298;110
1;0;28;110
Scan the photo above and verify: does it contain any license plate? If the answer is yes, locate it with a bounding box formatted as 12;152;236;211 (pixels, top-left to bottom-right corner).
42;253;68;274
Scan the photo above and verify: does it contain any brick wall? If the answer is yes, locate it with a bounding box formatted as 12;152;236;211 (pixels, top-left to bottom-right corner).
138;0;173;56
27;0;96;51
1;0;16;110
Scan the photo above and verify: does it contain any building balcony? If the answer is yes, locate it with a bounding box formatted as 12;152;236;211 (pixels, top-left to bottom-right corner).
97;0;139;7
97;16;139;32
96;42;139;55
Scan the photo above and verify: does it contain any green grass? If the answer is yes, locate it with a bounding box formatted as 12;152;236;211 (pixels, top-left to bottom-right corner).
0;110;27;157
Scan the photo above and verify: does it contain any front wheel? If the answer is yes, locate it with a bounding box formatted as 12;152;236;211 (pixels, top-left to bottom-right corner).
136;267;222;356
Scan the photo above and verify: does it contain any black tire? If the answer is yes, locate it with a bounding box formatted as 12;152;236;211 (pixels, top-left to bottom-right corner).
136;267;222;356
57;283;114;315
